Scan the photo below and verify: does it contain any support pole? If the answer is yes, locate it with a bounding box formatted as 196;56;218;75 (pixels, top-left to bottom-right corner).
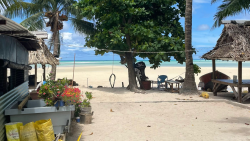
212;59;216;95
35;64;37;88
42;65;46;81
238;61;242;103
212;59;216;80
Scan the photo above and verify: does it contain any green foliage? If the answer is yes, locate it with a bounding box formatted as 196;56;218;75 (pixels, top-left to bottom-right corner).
193;64;201;76
85;91;92;100
75;0;187;69
38;73;69;106
212;0;250;28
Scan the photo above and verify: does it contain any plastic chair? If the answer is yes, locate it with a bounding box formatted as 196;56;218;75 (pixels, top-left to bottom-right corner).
157;75;168;89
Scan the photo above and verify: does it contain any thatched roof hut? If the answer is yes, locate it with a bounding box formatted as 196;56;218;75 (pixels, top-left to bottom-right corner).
28;39;59;87
201;20;250;103
202;22;250;61
29;39;59;66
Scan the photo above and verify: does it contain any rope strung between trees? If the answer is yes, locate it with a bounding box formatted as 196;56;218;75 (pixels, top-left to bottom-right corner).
109;52;116;88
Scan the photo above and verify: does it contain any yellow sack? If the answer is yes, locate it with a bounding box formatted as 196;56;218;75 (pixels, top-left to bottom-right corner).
34;119;55;141
19;122;38;141
5;122;23;141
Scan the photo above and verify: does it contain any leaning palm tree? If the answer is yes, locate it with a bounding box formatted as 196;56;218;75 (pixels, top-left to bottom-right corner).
181;0;198;94
4;0;95;79
212;0;250;28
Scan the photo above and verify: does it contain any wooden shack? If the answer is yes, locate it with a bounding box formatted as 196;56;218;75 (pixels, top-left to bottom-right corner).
0;15;41;140
202;20;250;103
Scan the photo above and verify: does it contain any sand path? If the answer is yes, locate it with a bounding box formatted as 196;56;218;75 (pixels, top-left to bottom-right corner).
68;88;250;141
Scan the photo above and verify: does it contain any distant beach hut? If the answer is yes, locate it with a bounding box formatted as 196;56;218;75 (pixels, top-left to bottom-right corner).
29;39;59;88
201;20;250;103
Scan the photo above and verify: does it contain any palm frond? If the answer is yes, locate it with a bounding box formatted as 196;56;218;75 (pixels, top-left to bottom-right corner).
4;1;42;19
70;17;96;35
212;0;250;28
20;12;45;31
0;0;17;12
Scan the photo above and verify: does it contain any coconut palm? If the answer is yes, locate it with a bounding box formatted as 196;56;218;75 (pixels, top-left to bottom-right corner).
212;0;250;28
4;0;95;79
181;0;198;94
0;0;17;12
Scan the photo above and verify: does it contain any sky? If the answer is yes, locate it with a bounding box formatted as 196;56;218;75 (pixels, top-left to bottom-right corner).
11;0;250;61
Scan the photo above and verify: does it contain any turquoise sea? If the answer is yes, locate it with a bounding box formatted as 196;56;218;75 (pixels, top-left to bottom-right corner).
51;60;250;68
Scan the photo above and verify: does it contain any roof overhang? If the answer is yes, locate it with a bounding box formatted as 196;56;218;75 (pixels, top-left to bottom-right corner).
0;15;42;51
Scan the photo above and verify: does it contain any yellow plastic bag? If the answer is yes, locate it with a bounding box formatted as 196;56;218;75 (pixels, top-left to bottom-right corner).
34;119;55;141
19;122;38;141
5;122;23;141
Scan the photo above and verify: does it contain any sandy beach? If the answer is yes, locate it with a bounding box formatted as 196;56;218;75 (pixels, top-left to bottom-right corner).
31;66;250;89
30;66;250;140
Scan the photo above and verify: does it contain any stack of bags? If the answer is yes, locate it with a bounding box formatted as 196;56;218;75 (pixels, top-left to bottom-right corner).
5;119;55;141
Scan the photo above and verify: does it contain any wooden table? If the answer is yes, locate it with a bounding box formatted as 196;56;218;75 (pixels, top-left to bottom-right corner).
165;80;181;93
212;79;250;102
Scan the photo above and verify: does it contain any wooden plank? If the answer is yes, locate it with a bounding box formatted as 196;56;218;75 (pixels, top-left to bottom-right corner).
242;93;250;102
213;82;218;91
213;83;221;96
230;85;238;98
238;61;242;103
18;94;30;110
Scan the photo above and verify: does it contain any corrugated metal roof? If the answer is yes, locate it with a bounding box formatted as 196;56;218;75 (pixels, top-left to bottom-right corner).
0;15;43;51
0;15;35;37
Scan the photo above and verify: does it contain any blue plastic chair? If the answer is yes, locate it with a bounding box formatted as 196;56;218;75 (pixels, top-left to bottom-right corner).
157;75;168;89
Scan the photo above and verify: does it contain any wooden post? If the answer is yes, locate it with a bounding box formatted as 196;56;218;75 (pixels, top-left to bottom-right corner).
238;61;242;103
212;59;217;95
42;65;46;81
35;64;37;88
212;59;216;80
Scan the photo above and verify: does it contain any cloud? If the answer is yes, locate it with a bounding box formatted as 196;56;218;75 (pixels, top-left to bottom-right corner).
198;24;210;30
61;32;72;40
193;0;209;3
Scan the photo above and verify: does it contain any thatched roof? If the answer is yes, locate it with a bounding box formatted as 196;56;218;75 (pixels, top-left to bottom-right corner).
29;39;59;65
202;23;250;61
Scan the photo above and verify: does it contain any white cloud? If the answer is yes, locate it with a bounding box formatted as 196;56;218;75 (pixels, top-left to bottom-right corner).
81;48;95;52
198;24;210;30
193;0;209;3
61;32;72;40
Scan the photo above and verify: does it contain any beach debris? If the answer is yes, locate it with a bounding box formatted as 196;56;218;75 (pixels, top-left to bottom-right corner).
110;109;114;112
147;125;151;127
196;117;197;119
90;132;93;135
89;86;93;88
174;104;177;105
97;86;103;88
200;92;209;99
140;105;141;106
245;123;249;125
190;97;192;98
226;118;228;119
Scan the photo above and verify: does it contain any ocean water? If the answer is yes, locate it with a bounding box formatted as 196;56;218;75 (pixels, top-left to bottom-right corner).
53;60;250;68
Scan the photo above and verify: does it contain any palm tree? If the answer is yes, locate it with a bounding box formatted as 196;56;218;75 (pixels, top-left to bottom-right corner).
0;0;16;12
4;0;95;79
212;0;250;28
181;0;198;94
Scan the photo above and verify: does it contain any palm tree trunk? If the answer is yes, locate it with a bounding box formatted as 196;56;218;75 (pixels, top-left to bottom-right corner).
51;12;59;80
181;0;198;94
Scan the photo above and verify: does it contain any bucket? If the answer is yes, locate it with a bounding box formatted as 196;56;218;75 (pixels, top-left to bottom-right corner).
140;81;151;90
80;107;91;114
54;100;65;107
76;117;80;123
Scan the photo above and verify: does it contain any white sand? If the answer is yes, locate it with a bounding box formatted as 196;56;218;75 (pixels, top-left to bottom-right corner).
30;66;250;140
